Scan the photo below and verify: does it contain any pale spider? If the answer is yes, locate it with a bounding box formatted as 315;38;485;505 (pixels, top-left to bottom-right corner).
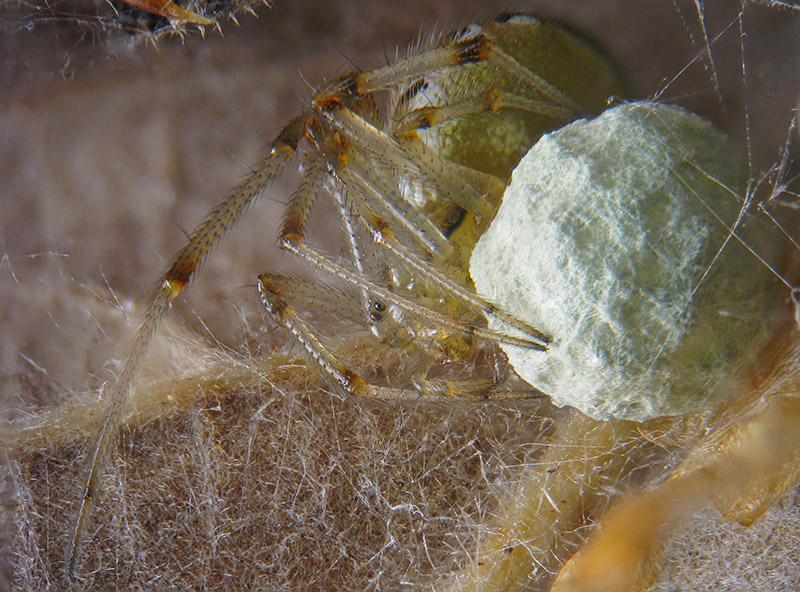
66;13;626;577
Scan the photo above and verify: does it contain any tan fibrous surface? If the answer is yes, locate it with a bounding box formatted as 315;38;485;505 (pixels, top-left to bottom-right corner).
10;322;554;590
2;1;800;591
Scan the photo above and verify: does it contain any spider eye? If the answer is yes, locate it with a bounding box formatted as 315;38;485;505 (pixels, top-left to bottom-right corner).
372;300;387;312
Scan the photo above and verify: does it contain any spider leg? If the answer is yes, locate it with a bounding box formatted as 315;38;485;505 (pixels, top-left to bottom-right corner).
336;151;452;256
329;154;549;345
334;181;375;328
318;105;550;347
280;138;545;351
368;220;551;345
325;145;485;340
325;106;505;220
394;88;575;137
280;151;393;335
257;274;540;401
65;114;306;580
410;375;542;400
354;31;584;117
257;274;417;400
281;237;546;351
481;40;586;115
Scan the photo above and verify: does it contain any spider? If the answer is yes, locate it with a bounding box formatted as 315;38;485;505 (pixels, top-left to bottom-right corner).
65;13;626;577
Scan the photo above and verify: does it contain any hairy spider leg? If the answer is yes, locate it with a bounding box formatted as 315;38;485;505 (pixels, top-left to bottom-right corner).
394;88;577;137
267;152;548;397
257;273;540;400
65;115;306;579
357;30;585;116
322;108;550;341
289;25;578;348
257;27;598;399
